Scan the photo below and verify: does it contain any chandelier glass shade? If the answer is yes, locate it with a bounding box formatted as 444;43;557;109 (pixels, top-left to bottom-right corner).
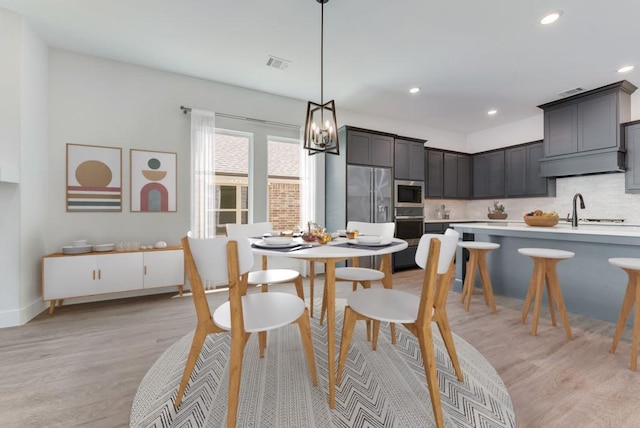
303;0;339;156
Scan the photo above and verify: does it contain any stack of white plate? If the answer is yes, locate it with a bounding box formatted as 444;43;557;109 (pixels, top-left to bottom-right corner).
93;243;116;252
62;244;93;255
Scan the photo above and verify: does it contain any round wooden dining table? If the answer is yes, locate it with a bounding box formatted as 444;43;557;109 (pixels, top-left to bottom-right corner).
251;236;408;409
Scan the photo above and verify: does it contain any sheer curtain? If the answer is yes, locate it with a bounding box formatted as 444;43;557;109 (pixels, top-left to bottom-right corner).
190;109;216;239
299;129;317;236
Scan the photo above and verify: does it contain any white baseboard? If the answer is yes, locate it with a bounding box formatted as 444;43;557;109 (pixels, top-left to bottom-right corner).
0;298;47;328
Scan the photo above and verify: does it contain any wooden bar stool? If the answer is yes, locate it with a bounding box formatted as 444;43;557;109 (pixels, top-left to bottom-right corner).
609;258;640;371
458;241;499;313
518;248;573;339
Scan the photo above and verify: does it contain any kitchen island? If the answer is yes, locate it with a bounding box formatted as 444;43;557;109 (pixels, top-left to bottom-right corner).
451;222;640;325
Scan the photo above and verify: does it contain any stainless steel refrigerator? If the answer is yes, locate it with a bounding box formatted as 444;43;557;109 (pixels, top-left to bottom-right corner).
346;165;392;267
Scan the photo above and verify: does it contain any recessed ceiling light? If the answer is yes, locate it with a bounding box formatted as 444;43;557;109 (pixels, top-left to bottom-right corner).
409;87;421;94
541;11;562;25
618;65;635;73
487;110;497;116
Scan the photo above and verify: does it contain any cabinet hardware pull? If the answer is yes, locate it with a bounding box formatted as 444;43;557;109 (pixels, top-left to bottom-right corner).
93;270;96;280
144;266;147;275
98;269;101;280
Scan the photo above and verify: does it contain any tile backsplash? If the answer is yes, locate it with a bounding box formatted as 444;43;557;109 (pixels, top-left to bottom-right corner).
424;172;640;222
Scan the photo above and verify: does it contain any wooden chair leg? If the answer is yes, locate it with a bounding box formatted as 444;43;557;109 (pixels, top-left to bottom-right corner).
175;326;208;408
226;330;246;428
390;323;397;345
258;331;267;357
295;308;318;385
416;324;445;428
337;306;358;383
309;261;315;318
632;276;640;371
611;278;636;353
320;282;328;326
372;320;381;350
434;311;463;382
294;275;305;300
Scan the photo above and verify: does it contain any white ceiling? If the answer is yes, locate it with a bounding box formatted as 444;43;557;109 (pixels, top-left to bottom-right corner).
2;0;639;134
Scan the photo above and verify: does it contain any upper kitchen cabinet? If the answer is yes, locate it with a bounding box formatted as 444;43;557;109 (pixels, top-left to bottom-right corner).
394;137;425;180
624;120;640;193
424;149;471;199
425;149;444;197
538;80;637;177
472;150;504;199
345;127;394;168
505;141;556;197
445;152;471;198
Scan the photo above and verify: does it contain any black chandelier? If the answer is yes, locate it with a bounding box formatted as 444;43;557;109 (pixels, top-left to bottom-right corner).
303;0;339;156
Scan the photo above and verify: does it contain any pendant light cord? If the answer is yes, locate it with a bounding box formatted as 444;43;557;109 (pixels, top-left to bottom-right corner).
320;2;324;121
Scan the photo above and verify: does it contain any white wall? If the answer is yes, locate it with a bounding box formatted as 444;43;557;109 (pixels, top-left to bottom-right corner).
0;9;24;326
19;21;49;320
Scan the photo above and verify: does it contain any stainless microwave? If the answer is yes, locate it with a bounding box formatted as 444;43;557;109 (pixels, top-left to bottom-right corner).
394;180;424;207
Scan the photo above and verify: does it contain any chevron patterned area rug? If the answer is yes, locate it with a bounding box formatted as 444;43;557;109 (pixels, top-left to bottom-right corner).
130;300;515;428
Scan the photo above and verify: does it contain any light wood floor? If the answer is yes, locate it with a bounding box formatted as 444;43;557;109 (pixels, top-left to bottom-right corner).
1;269;640;428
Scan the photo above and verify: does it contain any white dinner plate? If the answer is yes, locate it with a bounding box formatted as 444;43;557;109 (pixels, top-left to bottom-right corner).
253;240;300;249
347;238;392;247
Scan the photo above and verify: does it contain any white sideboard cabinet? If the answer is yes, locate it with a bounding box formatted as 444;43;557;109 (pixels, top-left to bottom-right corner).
43;247;184;314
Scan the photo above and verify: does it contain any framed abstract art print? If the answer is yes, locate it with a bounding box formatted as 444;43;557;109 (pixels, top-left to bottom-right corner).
130;149;177;212
66;143;122;212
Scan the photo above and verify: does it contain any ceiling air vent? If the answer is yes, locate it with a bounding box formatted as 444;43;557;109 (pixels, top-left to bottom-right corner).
557;87;585;97
266;56;290;70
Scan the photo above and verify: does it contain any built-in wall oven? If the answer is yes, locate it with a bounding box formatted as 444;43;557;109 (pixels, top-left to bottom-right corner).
393;206;424;271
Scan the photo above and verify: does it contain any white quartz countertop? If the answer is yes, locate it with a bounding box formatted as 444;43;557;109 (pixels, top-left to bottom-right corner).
427;218;640;227
451;222;640;238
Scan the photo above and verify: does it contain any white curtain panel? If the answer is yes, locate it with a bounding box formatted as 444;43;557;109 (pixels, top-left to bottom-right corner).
190;109;216;239
298;128;316;234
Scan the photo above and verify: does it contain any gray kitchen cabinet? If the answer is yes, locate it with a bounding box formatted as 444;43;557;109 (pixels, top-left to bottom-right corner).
539;80;636;177
505;141;555;197
425;149;444;198
394;137;425;180
346;128;394;168
473;150;504;199
526;142;554;196
505;146;527;196
544;104;577;157
425;150;470;199
625;121;640;193
443;152;458;198
457;154;471;198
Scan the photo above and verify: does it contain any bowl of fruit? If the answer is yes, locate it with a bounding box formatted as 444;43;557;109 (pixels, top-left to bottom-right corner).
523;210;559;227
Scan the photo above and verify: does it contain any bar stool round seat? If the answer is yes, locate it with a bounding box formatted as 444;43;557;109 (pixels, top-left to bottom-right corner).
458;241;500;313
518;247;574;339
609;257;640;371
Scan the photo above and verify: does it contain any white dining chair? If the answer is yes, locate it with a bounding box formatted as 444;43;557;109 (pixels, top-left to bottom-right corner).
226;222;304;299
317;221;396;339
175;235;317;427
337;231;463;428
